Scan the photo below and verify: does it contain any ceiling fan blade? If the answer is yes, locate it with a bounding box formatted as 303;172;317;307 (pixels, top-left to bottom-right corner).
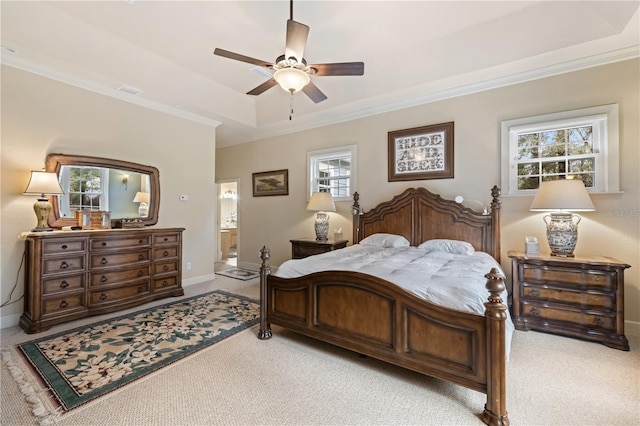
310;62;365;76
247;78;278;96
302;81;327;104
285;19;309;64
214;48;272;68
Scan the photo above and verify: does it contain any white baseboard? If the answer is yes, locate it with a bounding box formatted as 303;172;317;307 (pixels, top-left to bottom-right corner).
625;319;640;337
0;313;21;329
182;273;216;287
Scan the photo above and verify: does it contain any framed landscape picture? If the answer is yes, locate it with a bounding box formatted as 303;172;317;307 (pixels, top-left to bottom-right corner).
252;169;289;197
388;122;454;181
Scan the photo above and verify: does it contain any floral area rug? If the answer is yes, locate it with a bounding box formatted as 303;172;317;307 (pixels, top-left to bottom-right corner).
3;290;259;424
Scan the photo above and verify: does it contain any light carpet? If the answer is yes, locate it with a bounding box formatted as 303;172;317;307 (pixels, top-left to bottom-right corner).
2;290;259;424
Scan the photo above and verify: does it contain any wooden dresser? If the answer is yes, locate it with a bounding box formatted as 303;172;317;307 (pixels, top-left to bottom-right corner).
20;227;185;333
508;251;630;350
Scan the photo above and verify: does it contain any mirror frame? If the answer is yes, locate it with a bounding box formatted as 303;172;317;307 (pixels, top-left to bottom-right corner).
45;153;161;228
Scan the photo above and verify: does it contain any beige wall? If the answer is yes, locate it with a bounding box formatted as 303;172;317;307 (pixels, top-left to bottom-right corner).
1;66;218;327
216;59;640;332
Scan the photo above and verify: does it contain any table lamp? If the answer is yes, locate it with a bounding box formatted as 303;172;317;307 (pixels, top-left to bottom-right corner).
307;192;336;240
23;171;65;232
133;191;150;217
529;179;595;257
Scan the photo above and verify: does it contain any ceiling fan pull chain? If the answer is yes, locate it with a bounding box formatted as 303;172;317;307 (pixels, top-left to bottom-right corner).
289;91;294;120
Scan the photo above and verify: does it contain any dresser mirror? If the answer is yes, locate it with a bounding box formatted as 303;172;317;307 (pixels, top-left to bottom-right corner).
45;153;160;228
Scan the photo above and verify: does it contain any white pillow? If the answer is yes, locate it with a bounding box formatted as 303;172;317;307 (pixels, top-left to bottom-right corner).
359;233;410;248
418;239;475;255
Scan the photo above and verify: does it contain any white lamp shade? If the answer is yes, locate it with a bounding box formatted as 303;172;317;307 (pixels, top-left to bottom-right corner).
530;179;595;212
133;191;150;203
274;67;310;93
23;171;64;196
307;192;336;212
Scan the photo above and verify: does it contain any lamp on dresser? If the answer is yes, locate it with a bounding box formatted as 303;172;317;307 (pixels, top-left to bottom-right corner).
529;179;595;257
307;192;336;241
23;170;65;232
133;191;150;217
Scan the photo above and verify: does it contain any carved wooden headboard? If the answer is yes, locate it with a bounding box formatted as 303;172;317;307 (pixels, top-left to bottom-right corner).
351;186;501;261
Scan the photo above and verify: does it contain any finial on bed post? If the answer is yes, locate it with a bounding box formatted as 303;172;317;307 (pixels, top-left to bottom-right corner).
482;267;509;426
258;246;273;340
490;185;502;263
352;191;361;244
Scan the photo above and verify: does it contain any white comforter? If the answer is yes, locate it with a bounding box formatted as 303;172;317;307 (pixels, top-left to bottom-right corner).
274;244;514;356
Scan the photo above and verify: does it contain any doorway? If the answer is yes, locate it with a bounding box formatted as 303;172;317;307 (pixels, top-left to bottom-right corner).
217;180;238;268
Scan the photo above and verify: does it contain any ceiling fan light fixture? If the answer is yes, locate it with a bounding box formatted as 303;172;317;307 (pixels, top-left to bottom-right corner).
274;67;310;93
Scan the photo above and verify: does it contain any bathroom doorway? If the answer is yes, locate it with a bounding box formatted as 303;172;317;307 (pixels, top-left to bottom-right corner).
217;180;238;268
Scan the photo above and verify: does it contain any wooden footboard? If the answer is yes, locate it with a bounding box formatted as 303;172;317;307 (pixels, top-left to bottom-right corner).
258;247;509;426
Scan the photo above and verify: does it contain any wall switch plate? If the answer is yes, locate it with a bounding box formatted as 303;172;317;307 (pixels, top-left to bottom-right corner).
186;262;192;270
179;194;189;201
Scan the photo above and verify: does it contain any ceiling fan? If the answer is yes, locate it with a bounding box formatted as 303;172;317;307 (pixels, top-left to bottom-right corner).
213;0;364;105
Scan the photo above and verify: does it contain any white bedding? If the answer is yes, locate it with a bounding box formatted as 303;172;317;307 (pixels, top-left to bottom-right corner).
274;244;514;357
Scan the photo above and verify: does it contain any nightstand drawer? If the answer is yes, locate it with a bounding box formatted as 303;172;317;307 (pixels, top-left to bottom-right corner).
522;302;615;330
522;284;614;309
521;265;613;289
43;274;85;295
42;293;86;317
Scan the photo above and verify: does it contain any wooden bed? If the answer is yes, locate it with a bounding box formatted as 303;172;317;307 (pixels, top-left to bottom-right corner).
257;186;509;426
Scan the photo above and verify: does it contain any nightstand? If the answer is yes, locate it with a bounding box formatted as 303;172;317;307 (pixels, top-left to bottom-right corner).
290;238;348;259
508;251;630;350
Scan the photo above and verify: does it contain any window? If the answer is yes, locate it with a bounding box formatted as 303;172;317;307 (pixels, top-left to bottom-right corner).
307;145;357;201
501;104;620;195
58;166;109;217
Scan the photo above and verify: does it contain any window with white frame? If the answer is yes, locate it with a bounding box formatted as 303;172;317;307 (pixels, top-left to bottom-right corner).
501;104;620;195
58;166;108;217
307;145;357;201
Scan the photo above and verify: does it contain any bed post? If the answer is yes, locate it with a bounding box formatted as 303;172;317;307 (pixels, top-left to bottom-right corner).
257;246;273;340
490;185;501;262
352;192;361;244
482;267;509;426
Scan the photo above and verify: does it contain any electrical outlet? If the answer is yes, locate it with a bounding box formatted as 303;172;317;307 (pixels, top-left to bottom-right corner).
186;262;192;270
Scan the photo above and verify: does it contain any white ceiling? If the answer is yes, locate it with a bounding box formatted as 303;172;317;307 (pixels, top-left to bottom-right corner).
2;1;639;147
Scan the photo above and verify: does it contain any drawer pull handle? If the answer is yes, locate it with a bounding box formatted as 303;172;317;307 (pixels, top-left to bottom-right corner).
99;293;107;300
164;237;168;241
139;239;143;244
163;265;169;272
60;261;69;269
530;307;539;317
138;286;144;293
162;280;169;287
530;288;540;298
101;242;107;247
100;276;108;283
59;300;68;308
60;280;69;289
138;270;144;276
61;244;68;249
100;258;108;265
594;317;604;327
138;254;144;261
163;250;169;257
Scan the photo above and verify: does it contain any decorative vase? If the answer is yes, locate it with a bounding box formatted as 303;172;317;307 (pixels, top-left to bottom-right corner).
314;211;330;240
544;212;581;257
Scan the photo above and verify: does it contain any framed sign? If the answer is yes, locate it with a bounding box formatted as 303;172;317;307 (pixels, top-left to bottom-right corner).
388;122;454;181
252;169;289;197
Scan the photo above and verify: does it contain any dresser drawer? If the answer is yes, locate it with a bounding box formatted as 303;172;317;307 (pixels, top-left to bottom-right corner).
43;238;86;255
43;255;86;275
521;265;614;290
90;236;151;251
90;266;150;287
90;249;150;269
153;246;178;260
89;282;150;306
522;284;615;310
42;293;86;317
153;276;179;291
522;302;615;330
154;260;178;275
43;274;85;295
153;232;181;245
